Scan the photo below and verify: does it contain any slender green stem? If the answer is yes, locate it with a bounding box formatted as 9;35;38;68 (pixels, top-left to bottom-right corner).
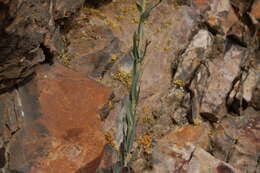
113;1;162;172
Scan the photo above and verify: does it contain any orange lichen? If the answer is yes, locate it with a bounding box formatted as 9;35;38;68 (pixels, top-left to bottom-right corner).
142;107;149;113
207;16;218;26
138;135;152;153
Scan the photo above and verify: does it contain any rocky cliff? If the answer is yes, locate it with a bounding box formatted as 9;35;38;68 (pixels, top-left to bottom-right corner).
0;0;259;173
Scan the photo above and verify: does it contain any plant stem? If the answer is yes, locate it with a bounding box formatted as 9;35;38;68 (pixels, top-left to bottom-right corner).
114;1;162;172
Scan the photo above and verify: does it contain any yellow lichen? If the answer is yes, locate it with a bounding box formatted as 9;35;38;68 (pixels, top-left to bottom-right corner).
107;100;114;109
155;44;161;49
167;38;172;45
59;53;79;66
194;118;202;126
59;54;73;66
117;7;128;14
138;135;152;153
173;80;187;87
105;132;118;150
104;18;118;29
110;54;119;62
176;89;185;97
83;6;106;18
129;4;137;11
208;129;214;138
164;20;172;27
142;115;154;124
141;107;154;123
163;46;172;51
125;153;133;164
112;70;132;88
155;26;161;32
82;36;93;41
115;15;125;21
132;17;139;23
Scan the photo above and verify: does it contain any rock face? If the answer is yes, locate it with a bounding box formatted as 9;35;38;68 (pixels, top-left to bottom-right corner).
0;64;111;172
151;124;237;173
200;45;246;118
250;0;260;21
0;0;85;91
83;0;259;172
0;0;260;172
211;108;260;173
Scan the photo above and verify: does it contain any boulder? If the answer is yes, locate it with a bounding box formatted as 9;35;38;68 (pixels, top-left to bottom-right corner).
5;64;111;173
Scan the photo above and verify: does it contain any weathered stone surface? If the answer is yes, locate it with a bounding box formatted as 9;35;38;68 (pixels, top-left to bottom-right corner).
145;124;210;172
251;52;260;110
230;0;254;16
171;29;213;123
139;5;199;100
54;0;85;20
227;67;258;115
188;147;238;173
0;0;259;172
174;29;213;82
160;123;211;150
66;19;121;78
250;0;260;21
252;79;260;110
211;108;260;173
0;90;23;145
68;0;202;150
7;64;111;173
201;45;246;118
66;1;199;97
143;124;237;173
207;0;239;34
193;0;211;12
0;0;85;91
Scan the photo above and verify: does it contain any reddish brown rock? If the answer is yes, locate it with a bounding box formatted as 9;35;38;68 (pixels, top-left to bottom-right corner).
8;64;112;173
0;0;88;91
212;108;260;173
250;0;260;21
150;123;211;172
161;123;211;150
140;123;239;173
206;0;240;35
66;22;121;77
193;0;211;11
188;147;238;173
147;123;237;173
